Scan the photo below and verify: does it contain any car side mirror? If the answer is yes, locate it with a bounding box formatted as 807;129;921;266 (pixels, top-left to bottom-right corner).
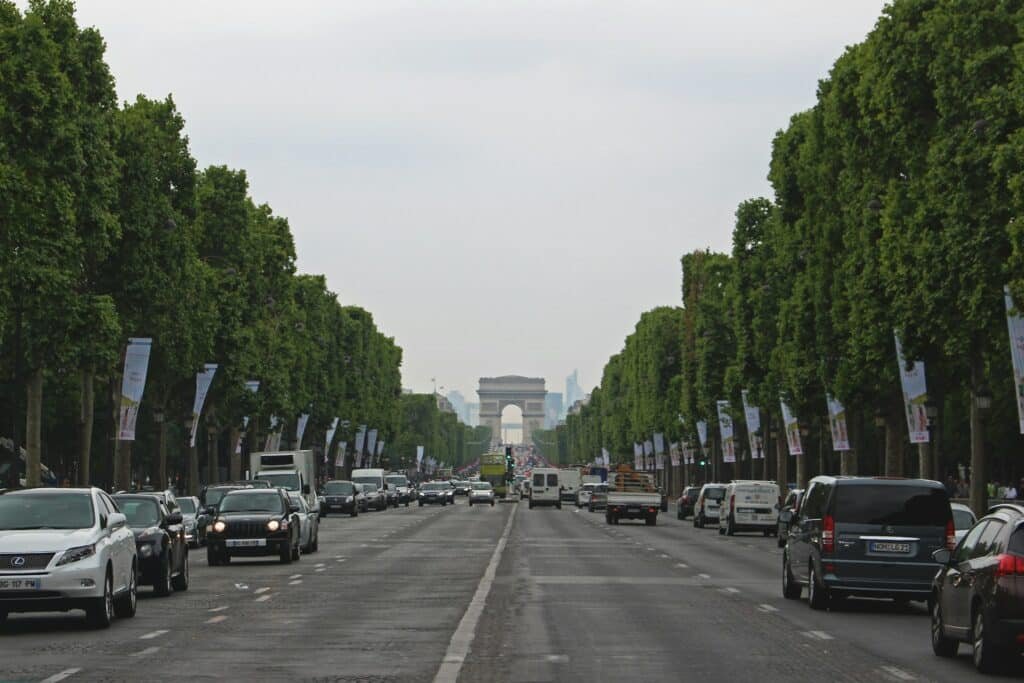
932;548;952;565
302;484;311;495
288;503;300;513
779;510;793;524
166;511;183;525
204;506;217;515
107;512;127;530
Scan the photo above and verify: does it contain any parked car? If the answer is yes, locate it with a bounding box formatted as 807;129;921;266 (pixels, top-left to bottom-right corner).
418;482;451;506
469;482;496;507
588;483;609;512
693;484;727;529
930;503;1024;673
777;489;804;547
0;487;137;628
287;493;319;553
782;476;953;609
177;496;203;547
112;493;189;596
676;486;702;520
322;480;361;517
205;488;302;565
950;502;977;544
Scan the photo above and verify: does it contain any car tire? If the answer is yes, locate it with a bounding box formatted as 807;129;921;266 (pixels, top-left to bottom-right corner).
113;562;137;618
782;553;801;600
529;500;535;509
0;610;7;624
352;507;359;516
322;509;329;517
280;541;293;564
727;516;735;536
777;532;786;549
556;501;562;510
807;563;829;610
930;598;958;658
222;552;230;564
677;510;683;520
606;512;613;525
469;500;474;507
491;501;495;507
207;547;220;566
291;537;301;561
312;532;319;553
418;502;423;507
86;569;114;629
646;515;657;526
973;606;1008;673
172;551;189;591
154;553;173;597
405;501;409;507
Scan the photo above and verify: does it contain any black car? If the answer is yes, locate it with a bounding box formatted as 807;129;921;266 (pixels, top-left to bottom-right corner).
386;473;413;507
112;494;189;596
676;486;701;520
776;488;804;548
205;489;302;565
930;503;1024;673
782;476;952;609
322;480;361;517
418;482;450;506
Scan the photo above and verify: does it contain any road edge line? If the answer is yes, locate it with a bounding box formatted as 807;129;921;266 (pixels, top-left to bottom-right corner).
433;503;517;683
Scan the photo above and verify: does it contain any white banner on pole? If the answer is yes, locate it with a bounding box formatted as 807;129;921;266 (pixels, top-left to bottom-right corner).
1006;287;1024;433
633;443;641;470
601;447;610;467
696;421;708;450
295;413;310;448
117;338;153;441
826;395;851;451
716;401;735;463
325;417;339;460
354;426;367;466
644;440;654;471
895;333;930;443
334;440;347;468
189;363;218;447
653;433;665;455
780;399;803;455
416;445;425;468
669;442;680;467
742;390;762;459
365;429;378;467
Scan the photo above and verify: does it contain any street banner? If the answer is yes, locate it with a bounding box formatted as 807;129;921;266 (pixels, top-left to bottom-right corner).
1005;287;1024;433
295;413;310;448
644;440;654;470
325;417;339;455
633;442;642;470
656;452;665;470
601;447;610;467
366;429;378;467
416;445;425;467
245;380;260;394
780;399;803;455
826;395;851;451
117;338;153;440
895;334;930;443
653;433;665;455
240;381;259;442
354;425;367;466
716;400;736;463
696;420;708;450
188;363;218;447
742;390;762;460
670;442;680;467
375;440;385;466
335;440;347;468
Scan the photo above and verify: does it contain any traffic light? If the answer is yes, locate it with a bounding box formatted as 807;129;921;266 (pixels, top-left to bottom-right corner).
505;446;514;479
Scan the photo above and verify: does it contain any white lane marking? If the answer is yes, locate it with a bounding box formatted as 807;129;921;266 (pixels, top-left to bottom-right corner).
879;666;916;681
675;563;688;569
205;615;228;624
40;669;82;683
801;630;834;641
433;507;516;683
254;587;271;595
758;604;779;613
722;587;740;594
315;568;325;573
255;594;272;602
289;574;302;579
208;606;229;612
288;579;303;585
697;573;711;579
545;655;569;664
139;629;168;640
315;563;326;567
659;554;670;559
131;646;160;657
336;558;347;563
646;547;655;552
334;555;344;559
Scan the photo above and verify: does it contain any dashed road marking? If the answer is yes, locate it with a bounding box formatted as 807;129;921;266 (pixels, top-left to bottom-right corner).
40;669;81;683
289;574;302;579
131;646;160;657
758;604;779;613
646;547;655;552
722;587;740;594
205;615;228;624
139;629;168;640
255;594;272;602
545;654;569;664
208;605;229;612
315;563;326;567
288;579;303;585
675;563;688;569
336;558;347;563
254;587;271;595
659;554;670;559
879;666;916;681
802;630;833;641
698;573;711;579
315;568;326;573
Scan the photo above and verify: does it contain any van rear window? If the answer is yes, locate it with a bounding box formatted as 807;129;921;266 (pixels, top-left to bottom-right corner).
547;474;558;487
533;474;544;487
833;485;950;526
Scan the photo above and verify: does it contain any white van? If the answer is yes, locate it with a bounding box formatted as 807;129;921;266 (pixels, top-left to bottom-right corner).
351;468;388;509
529;468;562;509
559;468;582;502
718;480;781;536
694;483;727;529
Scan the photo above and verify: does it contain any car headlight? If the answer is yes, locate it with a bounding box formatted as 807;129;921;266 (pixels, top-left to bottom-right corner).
138;543;154;557
213;520;227;533
267;520;280;532
57;544;96;566
346;496;353;503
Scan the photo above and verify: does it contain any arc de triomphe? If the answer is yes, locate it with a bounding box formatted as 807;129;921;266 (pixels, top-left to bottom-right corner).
477;376;547;445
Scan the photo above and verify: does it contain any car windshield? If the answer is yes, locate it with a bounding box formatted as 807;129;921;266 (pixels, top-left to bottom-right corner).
288;495;307;512
353;477;379;487
325;482;355;495
704;488;726;500
833;485;950;526
177;498;196;514
115;498;161;527
204;488;239;507
0;492;95;530
386;476;408;487
219;492;284;514
423;483;447;491
952;508;975;531
472;483;492;490
258;473;300;491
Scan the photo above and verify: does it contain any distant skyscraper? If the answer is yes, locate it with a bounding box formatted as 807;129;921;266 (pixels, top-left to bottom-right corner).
544;393;563;429
565;370;582;416
467;403;480;427
447;390;469;424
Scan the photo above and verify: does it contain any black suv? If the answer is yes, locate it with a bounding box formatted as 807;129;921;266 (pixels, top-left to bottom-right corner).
205;489;302;565
930;503;1024;673
782;476;952;609
322;480;360;517
112;494;189;596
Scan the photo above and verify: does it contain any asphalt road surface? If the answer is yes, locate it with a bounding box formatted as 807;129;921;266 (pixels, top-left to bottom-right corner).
0;498;1019;682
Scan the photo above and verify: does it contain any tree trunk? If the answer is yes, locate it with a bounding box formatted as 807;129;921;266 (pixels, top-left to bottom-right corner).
189;443;199;496
230;426;242;481
207;425;218;486
840;451;857;476
78;368;95;486
776;427;788;488
917;442;932;481
118;441;133;491
969;363;987;517
110;377;122;490
25;369;43;487
157;419;168;490
885;404;904;477
795;449;807;490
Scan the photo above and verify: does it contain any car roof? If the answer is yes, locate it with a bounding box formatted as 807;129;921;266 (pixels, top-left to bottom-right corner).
3;487;97;496
224;488;279;496
810;475;946;489
950;502;974;512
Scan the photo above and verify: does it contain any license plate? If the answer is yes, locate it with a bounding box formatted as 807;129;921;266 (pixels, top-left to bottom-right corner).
226;539;266;548
0;578;39;590
870;541;911;554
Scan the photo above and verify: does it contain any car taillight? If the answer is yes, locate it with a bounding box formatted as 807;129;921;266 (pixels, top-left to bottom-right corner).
945;519;956;552
996;554;1024;577
822;515;835;553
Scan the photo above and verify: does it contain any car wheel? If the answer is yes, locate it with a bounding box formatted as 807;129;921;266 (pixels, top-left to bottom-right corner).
727;516;735;536
677;510;683;520
405;501;409;507
0;610;7;624
114;562;137;618
311;531;319;553
606;512;613;525
529;500;535;509
154;553;173;597
930;598;958;658
808;563;829;610
556;501;562;510
207;546;220;566
777;532;786;549
973;606;1007;673
469;500;473;507
172;551;190;591
782;553;801;600
279;541;293;564
490;501;494;507
86;569;114;629
418;502;423;507
291;537;301;561
645;515;656;526
322;509;329;517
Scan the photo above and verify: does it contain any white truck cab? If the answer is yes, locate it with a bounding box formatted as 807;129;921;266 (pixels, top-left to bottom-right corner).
694;483;727;529
718;480;781;536
528;468;562;509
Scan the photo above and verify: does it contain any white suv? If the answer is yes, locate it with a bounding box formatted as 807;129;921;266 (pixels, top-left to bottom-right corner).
0;487;138;628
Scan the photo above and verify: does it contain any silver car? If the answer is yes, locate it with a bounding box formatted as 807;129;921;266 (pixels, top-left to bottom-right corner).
287;493;319;553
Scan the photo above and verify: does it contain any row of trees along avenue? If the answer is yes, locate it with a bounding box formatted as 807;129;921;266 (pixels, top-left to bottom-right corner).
559;0;1024;515
0;1;408;493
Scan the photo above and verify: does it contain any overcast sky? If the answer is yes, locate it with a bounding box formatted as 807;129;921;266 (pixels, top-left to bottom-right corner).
72;0;887;404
